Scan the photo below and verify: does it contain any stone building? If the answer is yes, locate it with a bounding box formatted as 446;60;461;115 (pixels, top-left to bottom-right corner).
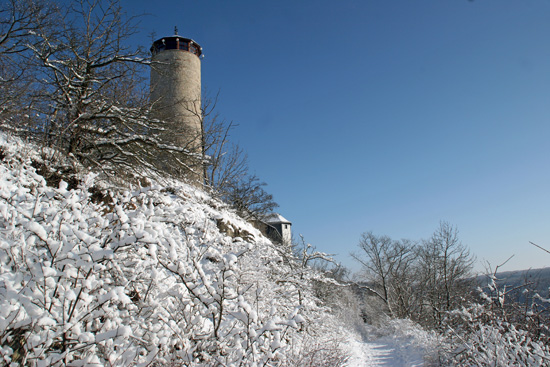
149;31;293;242
150;30;204;182
261;213;292;246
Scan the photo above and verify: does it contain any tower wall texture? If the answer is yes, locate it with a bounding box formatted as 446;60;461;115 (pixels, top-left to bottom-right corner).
150;47;203;181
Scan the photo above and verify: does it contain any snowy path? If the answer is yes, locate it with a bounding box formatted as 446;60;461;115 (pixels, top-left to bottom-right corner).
344;319;440;366
361;339;425;366
346;334;428;366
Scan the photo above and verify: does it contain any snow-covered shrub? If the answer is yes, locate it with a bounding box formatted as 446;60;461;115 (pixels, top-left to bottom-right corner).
444;304;550;366
442;276;550;366
0;140;143;365
0;132;349;366
281;333;349;367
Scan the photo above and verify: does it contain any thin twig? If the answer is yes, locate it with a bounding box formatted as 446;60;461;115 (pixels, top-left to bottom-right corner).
530;241;550;255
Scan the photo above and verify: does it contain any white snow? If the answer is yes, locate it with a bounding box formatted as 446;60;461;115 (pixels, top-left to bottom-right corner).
345;319;440;366
0;131;363;366
0;131;458;367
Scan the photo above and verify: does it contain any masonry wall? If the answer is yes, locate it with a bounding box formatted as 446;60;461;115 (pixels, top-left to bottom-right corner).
150;49;203;181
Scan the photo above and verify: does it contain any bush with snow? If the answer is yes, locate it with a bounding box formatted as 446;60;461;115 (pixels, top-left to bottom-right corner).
442;276;550;366
0;133;349;366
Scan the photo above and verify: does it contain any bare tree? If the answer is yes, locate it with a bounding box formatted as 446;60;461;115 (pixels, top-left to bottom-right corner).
351;232;416;318
0;0;56;129
223;174;278;220
198;93;278;219
352;223;475;327
27;0;145;168
416;222;475;328
200;93;248;189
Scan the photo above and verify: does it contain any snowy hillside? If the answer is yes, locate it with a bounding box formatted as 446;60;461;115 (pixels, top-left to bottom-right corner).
9;132;532;367
0;133;352;366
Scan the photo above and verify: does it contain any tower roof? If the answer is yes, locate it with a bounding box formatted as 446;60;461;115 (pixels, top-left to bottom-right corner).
150;35;202;57
263;213;291;225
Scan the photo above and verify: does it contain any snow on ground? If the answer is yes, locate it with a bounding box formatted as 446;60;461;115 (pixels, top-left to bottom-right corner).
361;338;425;366
347;336;425;367
346;335;380;366
0;130;442;366
0;131;354;365
346;319;441;366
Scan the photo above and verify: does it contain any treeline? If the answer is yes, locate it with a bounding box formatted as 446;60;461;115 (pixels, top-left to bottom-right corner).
352;222;475;328
0;0;276;220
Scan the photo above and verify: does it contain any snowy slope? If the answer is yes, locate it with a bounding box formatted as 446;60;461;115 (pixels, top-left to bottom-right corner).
0;132;449;367
0;133;351;366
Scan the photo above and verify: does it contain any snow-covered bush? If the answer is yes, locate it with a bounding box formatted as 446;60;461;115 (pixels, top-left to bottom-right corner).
281;334;349;367
444;305;550;366
442;275;550;366
0;133;349;366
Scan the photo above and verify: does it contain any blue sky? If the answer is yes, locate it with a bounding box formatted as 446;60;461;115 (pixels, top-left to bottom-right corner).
122;0;550;273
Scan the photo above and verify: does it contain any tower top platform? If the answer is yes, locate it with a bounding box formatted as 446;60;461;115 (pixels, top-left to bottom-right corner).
150;35;202;57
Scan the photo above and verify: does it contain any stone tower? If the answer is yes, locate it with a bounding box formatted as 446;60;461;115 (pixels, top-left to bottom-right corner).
150;30;204;182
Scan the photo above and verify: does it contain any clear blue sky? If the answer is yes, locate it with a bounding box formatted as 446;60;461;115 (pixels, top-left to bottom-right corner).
122;0;550;273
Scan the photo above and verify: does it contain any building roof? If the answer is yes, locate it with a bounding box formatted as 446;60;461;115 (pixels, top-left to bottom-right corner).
150;35;203;56
263;213;291;225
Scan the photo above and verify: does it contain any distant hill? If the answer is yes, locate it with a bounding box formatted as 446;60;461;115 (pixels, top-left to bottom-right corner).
477;267;550;301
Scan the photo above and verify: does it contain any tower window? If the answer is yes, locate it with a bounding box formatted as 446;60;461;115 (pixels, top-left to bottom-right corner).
165;39;177;50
